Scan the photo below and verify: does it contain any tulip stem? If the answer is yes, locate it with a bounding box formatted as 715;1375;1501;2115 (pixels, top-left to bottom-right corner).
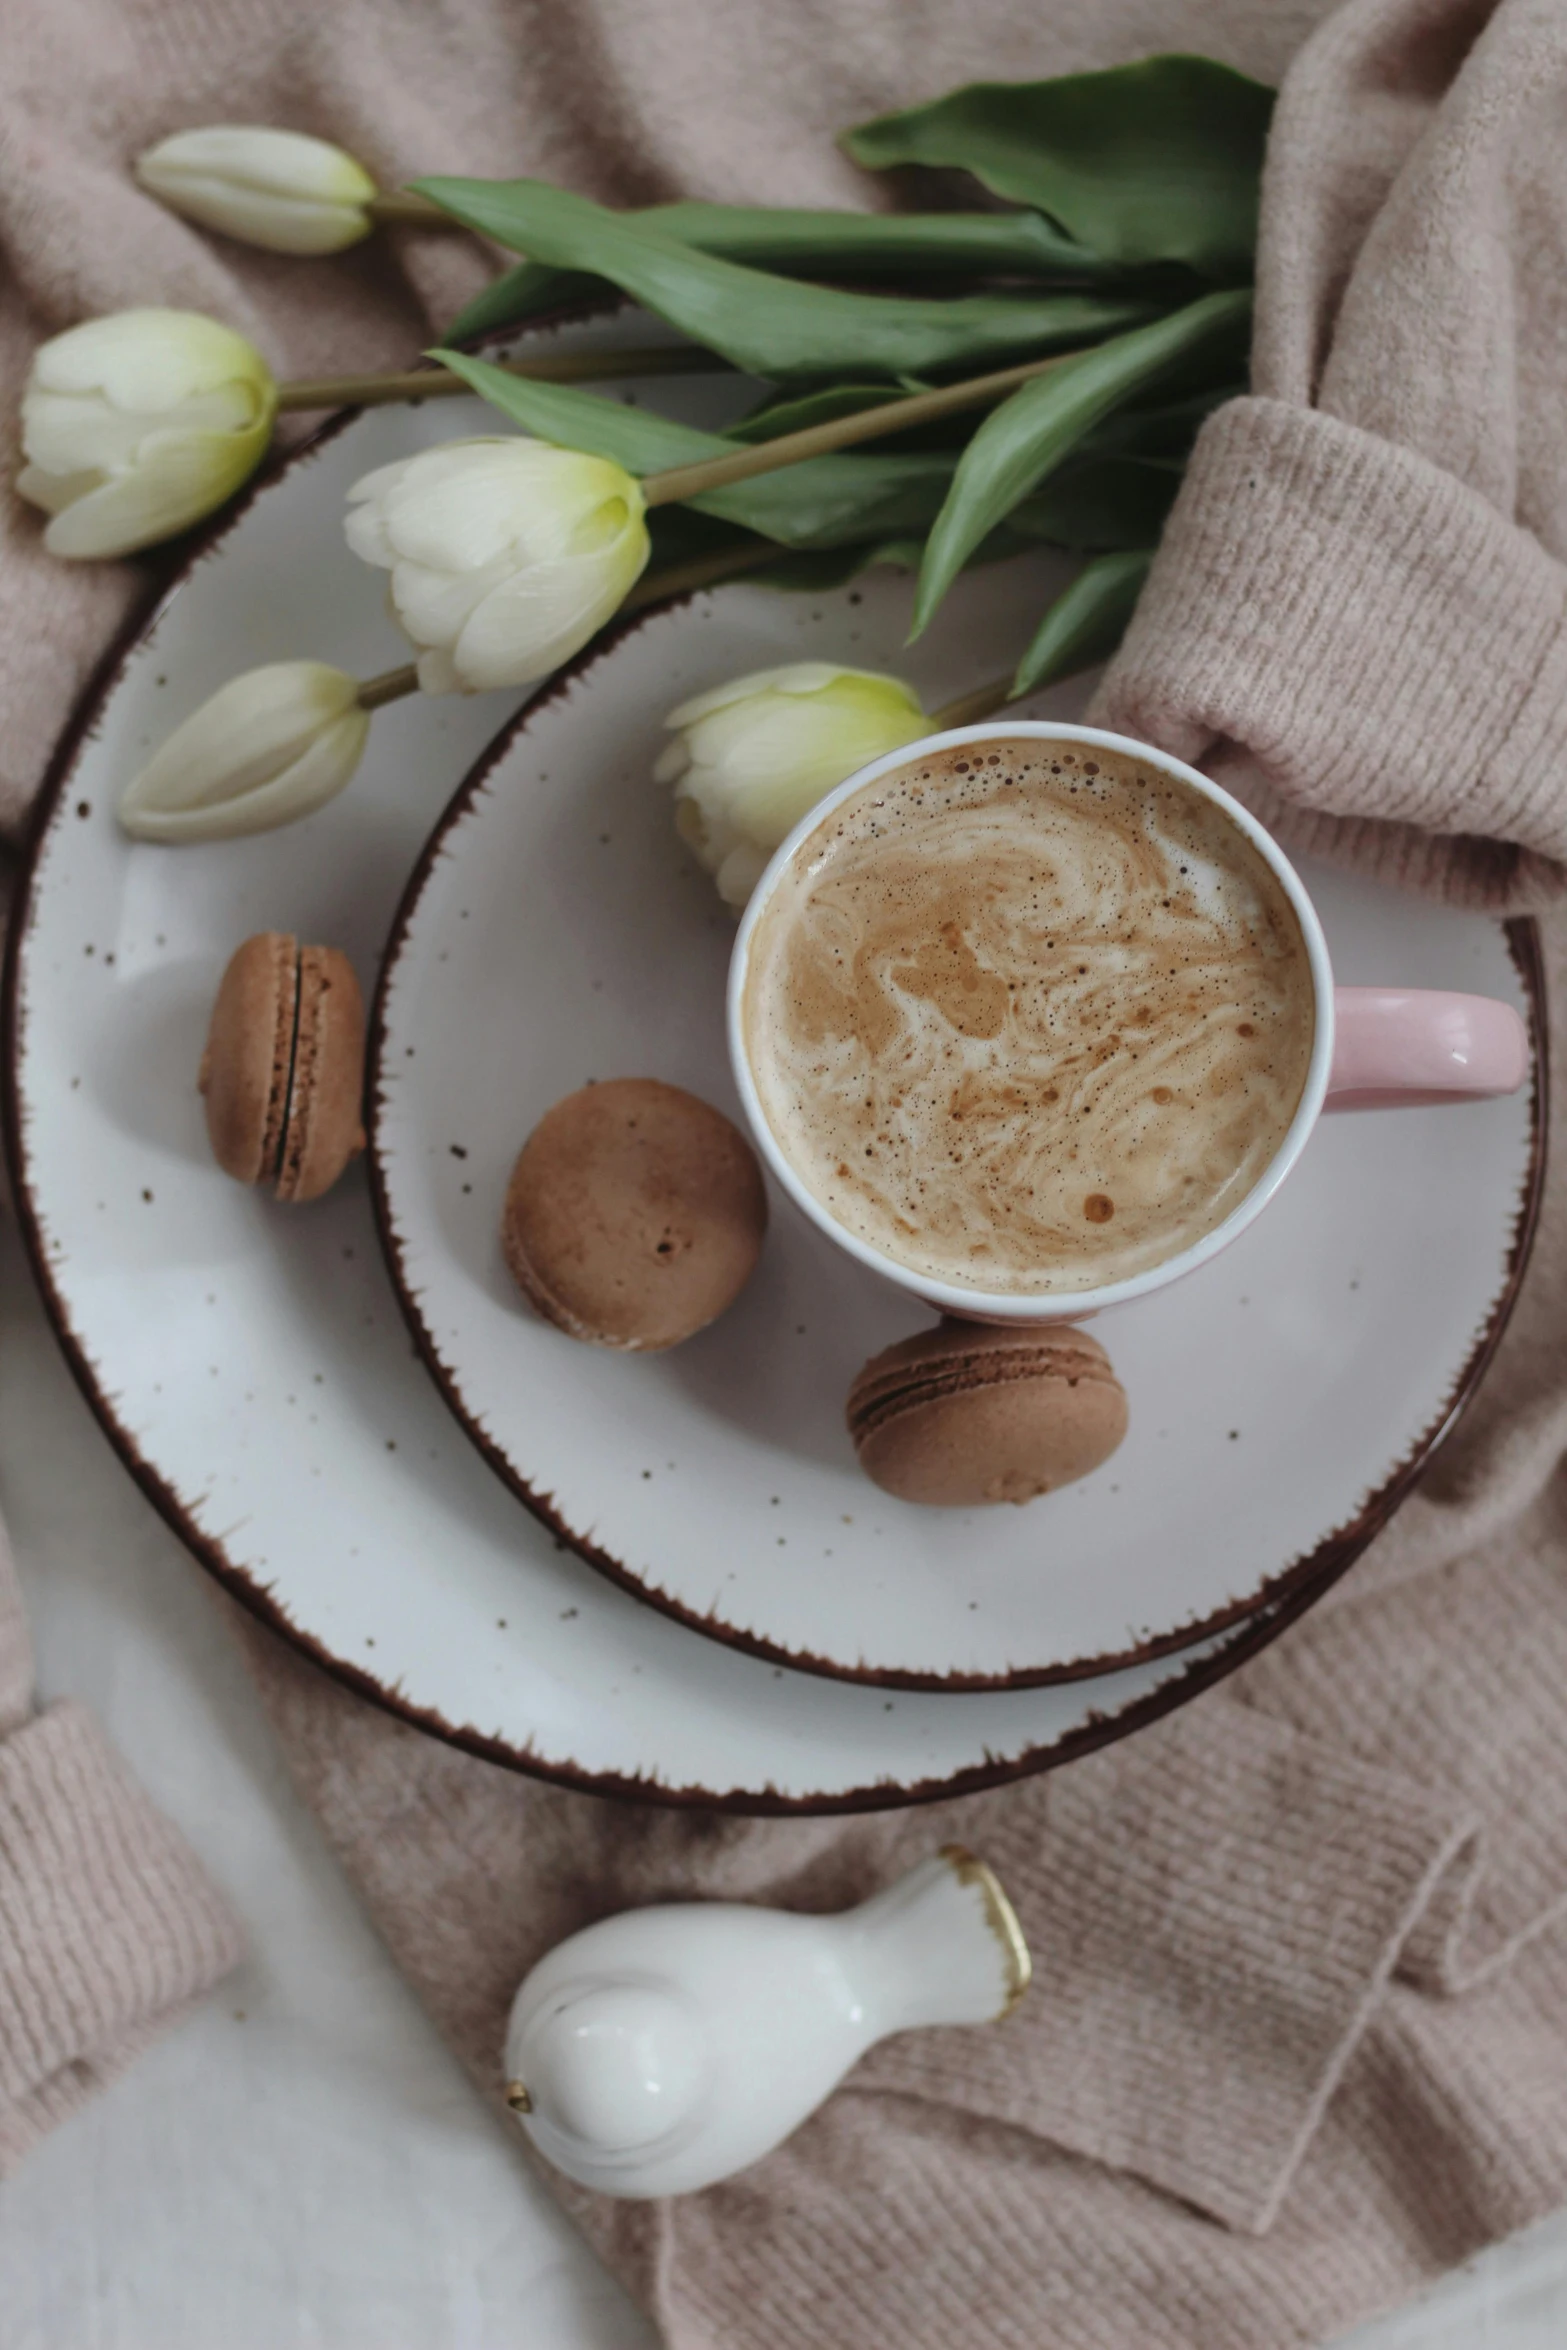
928;676;1015;730
356;664;421;711
274;343;734;414
639;350;1076;509
366;189;454;228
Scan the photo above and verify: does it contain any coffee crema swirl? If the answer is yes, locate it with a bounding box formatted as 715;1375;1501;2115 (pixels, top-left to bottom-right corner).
742;741;1316;1295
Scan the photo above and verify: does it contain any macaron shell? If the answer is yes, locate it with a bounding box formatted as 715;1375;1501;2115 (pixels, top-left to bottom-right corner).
275;946;366;1204
502;1077;768;1350
198;931;297;1187
847;1321;1127;1507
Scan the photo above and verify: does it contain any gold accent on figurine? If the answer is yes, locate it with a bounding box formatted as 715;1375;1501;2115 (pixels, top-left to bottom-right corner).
939;1844;1033;2018
504;2079;533;2114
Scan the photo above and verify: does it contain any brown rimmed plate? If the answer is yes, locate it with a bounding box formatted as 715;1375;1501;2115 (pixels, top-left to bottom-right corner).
4;308;1545;1805
368;569;1545;1690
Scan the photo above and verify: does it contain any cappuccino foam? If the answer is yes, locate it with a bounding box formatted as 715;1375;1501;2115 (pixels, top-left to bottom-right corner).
742;740;1316;1294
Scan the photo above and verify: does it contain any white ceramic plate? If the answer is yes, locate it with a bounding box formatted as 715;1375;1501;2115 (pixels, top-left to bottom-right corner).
6;308;1374;1808
371;581;1542;1688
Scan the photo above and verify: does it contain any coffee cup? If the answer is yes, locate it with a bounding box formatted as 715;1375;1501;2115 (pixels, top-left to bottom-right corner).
727;722;1529;1326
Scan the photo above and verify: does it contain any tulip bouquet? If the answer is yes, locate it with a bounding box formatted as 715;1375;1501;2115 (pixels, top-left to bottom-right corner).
19;56;1270;890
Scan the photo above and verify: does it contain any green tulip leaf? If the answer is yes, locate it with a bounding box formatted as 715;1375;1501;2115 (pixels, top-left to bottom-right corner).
1012;549;1154;696
845;56;1274;280
729;383;916;442
448;263;606;344
433;346;733;468
433;348;958;548
1080;383;1242;461
911;287;1248;633
712;450;960;548
444;200;1117;342
1010;455;1182;552
418;177;1153;379
733;379;1005;456
630;200;1099;278
645;504;928;591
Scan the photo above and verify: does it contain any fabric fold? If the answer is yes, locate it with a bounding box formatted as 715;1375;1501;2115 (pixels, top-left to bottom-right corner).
0;1699;242;2174
1238;1515;1567;1994
859;1697;1485;2233
1095;397;1567;903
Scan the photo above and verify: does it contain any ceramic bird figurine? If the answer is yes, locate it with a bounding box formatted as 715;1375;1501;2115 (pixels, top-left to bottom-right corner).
502;1844;1030;2198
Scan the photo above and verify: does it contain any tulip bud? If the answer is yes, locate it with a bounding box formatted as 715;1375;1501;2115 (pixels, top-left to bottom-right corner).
659;664;929;907
118;662;370;842
18;309;277;560
344;436;651;694
135;126;378;256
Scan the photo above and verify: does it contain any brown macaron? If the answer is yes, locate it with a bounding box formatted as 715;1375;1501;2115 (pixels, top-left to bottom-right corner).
502;1077;768;1350
846;1319;1127;1507
198;932;366;1205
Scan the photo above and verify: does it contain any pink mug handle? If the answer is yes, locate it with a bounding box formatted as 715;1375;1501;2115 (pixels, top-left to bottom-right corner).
1326;987;1530;1111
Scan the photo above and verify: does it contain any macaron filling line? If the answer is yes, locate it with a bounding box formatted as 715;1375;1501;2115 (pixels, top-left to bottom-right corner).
271;939;306;1188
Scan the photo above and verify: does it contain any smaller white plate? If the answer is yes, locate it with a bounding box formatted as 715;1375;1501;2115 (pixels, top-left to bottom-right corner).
371;571;1543;1690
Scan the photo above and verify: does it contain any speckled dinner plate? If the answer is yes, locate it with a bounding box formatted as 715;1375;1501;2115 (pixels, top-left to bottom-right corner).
2;305;1406;1809
369;550;1543;1690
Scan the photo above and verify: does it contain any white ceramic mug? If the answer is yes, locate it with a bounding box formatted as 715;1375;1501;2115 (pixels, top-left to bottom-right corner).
727;721;1531;1327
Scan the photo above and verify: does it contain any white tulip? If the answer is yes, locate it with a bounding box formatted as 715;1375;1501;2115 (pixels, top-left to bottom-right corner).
345;436;651;694
118;663;371;842
18;309;277;560
135;126;377;256
659;663;929;907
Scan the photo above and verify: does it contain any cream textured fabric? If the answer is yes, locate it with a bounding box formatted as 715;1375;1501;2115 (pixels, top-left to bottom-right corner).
1097;0;1567;908
6;2;1567;2346
0;1519;240;2175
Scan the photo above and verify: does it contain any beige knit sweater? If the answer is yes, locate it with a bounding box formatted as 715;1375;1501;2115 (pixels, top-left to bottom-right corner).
0;1518;238;2171
6;2;1567;2346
